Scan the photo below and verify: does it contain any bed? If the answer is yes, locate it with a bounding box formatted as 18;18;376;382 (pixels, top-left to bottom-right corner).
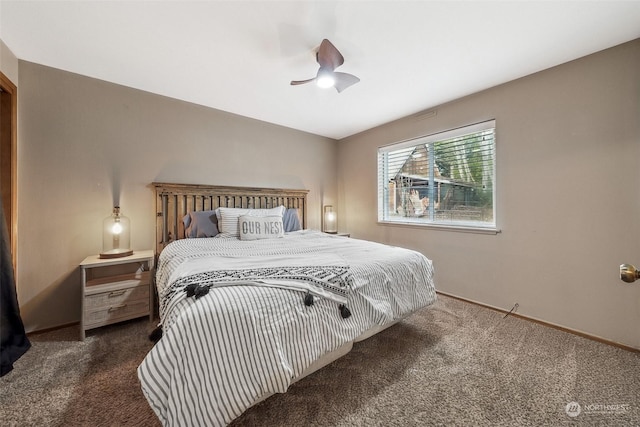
138;183;436;426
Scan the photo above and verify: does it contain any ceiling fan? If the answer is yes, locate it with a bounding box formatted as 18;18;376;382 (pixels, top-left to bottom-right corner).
290;39;360;93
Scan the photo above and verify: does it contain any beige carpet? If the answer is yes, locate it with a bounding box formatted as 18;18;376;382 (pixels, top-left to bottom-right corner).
1;295;638;426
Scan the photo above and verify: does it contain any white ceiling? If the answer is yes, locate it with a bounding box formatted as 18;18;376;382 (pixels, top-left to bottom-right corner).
1;1;639;140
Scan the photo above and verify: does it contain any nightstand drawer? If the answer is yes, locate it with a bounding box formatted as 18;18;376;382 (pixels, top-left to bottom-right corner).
86;271;150;289
84;299;150;329
84;283;150;310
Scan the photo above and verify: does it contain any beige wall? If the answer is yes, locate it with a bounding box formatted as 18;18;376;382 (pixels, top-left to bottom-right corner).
11;38;640;349
338;39;640;349
17;61;338;332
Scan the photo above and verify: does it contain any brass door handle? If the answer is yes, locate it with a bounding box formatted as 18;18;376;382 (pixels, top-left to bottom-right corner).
620;264;640;283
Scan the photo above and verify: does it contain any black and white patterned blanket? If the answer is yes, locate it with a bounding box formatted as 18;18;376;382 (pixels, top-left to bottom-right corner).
139;230;437;427
160;262;353;322
158;247;354;329
166;264;351;302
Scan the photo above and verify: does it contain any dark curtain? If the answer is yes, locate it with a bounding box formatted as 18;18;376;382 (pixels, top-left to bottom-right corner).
0;196;30;376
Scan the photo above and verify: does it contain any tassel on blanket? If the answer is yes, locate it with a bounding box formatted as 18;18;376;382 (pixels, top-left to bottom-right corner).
339;304;351;319
304;292;314;306
149;325;163;343
194;285;209;299
185;283;199;297
185;283;209;299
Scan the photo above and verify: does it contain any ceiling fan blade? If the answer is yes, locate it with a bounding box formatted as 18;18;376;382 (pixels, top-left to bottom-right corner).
317;39;344;71
333;72;360;93
290;78;316;86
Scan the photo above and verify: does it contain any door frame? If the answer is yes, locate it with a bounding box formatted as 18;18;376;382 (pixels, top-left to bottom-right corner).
0;70;18;269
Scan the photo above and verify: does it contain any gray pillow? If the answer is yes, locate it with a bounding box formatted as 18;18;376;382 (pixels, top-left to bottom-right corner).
182;212;193;229
184;210;219;238
283;208;302;232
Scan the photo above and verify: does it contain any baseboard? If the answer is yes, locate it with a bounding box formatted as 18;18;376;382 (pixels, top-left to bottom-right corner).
436;291;640;354
26;321;79;336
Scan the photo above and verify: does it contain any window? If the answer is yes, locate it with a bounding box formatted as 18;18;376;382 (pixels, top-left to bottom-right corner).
378;120;496;232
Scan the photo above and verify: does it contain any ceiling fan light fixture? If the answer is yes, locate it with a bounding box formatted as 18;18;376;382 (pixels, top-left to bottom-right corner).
316;68;335;88
291;39;359;93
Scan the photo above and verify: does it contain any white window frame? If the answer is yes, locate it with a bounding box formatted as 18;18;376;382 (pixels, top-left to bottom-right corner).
377;120;498;234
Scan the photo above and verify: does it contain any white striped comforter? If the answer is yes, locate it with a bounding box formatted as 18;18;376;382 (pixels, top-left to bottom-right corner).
138;230;436;426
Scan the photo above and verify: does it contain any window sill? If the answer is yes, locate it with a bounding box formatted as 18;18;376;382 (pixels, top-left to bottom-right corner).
377;220;501;235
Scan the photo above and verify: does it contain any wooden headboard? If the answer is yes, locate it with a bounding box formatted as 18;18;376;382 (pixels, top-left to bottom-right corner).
153;182;309;254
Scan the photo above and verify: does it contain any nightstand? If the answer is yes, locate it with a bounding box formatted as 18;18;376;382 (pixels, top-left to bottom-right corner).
80;249;154;340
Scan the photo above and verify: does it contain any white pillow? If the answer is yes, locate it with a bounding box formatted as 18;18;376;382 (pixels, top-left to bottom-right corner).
217;206;285;237
238;215;284;241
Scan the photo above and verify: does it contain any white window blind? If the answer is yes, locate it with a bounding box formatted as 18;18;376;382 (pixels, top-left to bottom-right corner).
378;120;496;231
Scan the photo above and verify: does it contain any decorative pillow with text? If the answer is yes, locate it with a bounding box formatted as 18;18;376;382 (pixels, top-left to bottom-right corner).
238;215;284;241
218;206;285;237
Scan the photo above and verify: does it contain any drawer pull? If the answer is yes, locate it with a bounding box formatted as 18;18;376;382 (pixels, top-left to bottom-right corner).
108;290;127;298
108;304;127;312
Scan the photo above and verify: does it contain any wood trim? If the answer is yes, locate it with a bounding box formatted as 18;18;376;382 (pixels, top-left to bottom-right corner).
0;71;17;271
437;291;640;353
152;182;309;255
